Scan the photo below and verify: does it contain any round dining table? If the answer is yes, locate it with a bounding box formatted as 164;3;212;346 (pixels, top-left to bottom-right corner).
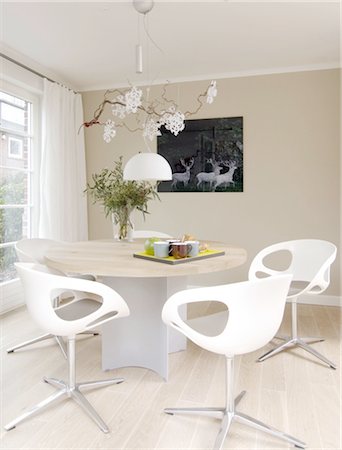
45;239;247;380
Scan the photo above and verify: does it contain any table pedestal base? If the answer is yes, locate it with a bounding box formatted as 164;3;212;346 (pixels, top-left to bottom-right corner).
101;276;187;380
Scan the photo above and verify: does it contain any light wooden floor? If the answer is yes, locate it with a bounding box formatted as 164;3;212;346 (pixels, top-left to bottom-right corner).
0;302;340;450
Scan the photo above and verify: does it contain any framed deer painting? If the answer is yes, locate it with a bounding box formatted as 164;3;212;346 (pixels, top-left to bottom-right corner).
157;117;243;192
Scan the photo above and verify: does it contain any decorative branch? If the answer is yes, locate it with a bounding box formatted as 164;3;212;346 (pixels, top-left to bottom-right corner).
121;122;144;133
81;80;217;142
183;90;208;117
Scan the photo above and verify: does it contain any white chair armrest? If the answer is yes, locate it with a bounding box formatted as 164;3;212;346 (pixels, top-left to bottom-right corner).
162;286;230;351
51;276;129;331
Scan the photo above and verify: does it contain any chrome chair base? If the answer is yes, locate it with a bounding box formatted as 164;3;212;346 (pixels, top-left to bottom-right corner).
7;333;55;353
164;358;306;450
258;336;336;369
4;376;123;433
258;301;336;369
55;335;68;358
165;391;305;450
7;332;99;358
4;337;121;433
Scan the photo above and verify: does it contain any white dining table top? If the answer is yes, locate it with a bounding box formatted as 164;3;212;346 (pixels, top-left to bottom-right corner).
45;239;247;278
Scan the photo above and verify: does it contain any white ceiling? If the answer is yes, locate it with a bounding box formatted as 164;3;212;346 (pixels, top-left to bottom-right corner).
1;1;340;91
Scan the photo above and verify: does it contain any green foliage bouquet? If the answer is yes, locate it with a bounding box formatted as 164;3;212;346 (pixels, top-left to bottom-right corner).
85;157;159;240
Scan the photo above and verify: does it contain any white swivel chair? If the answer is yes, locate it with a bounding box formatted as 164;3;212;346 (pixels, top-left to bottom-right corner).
132;230;172;239
15;238;96;280
249;239;337;369
7;238;97;357
15;238;63;265
5;263;129;433
162;275;306;450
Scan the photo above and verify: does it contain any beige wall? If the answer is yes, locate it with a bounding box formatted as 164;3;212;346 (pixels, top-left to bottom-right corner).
82;69;340;295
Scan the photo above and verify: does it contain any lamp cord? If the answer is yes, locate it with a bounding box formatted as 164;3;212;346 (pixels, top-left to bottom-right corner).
143;13;164;55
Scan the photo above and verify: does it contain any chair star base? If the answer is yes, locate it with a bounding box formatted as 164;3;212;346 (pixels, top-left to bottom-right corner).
7;333;57;353
6;332;98;358
164;356;306;450
165;390;305;450
4;336;124;433
4;375;123;433
258;336;336;369
80;330;100;336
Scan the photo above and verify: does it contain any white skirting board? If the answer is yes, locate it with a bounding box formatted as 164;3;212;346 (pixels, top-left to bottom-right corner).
187;294;341;337
188;285;341;307
1;284;341;316
294;293;341;307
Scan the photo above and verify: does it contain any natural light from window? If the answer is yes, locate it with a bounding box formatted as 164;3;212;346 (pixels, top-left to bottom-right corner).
0;91;33;283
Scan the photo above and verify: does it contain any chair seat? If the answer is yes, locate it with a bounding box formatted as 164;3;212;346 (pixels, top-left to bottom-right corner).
56;298;101;321
187;311;228;337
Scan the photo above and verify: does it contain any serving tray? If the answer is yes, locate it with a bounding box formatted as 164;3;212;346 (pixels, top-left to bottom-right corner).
133;249;225;265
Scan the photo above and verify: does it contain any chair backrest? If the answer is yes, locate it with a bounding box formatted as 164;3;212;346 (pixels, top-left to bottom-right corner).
15;238;60;264
15;263;129;337
248;239;337;296
132;230;172;239
162;275;292;357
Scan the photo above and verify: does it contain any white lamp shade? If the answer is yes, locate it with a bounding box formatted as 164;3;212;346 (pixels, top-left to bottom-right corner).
123;152;172;181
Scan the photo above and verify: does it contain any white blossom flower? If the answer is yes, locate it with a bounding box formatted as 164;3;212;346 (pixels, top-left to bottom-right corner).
143;118;162;141
125;86;143;114
206;80;217;104
112;103;126;119
164;110;185;136
103;119;116;143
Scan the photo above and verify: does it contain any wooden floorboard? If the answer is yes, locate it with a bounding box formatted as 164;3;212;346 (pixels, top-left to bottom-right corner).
0;304;340;449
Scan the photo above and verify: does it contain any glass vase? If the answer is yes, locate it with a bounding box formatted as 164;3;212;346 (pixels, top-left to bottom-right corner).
111;208;134;241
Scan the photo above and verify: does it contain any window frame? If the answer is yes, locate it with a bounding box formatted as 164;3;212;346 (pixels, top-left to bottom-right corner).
7;135;24;159
0;81;41;313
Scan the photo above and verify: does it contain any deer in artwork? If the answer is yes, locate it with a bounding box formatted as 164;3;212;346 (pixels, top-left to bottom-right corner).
171;157;195;190
196;158;223;191
213;160;238;190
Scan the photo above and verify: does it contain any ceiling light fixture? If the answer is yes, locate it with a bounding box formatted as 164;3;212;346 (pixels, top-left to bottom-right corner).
123;152;172;181
82;0;217;181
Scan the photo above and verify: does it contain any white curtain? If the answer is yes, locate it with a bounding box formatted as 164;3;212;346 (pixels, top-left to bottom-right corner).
39;79;88;241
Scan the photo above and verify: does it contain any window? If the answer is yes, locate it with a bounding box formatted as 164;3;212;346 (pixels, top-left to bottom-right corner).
0;90;34;284
8;136;24;159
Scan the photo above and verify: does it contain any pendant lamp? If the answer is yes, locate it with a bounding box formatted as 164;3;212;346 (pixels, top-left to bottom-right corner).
123;152;172;181
81;0;217;182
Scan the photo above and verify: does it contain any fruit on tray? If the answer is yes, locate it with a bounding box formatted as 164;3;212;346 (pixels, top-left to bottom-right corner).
199;242;208;252
181;234;208;252
181;233;196;242
144;237;161;255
